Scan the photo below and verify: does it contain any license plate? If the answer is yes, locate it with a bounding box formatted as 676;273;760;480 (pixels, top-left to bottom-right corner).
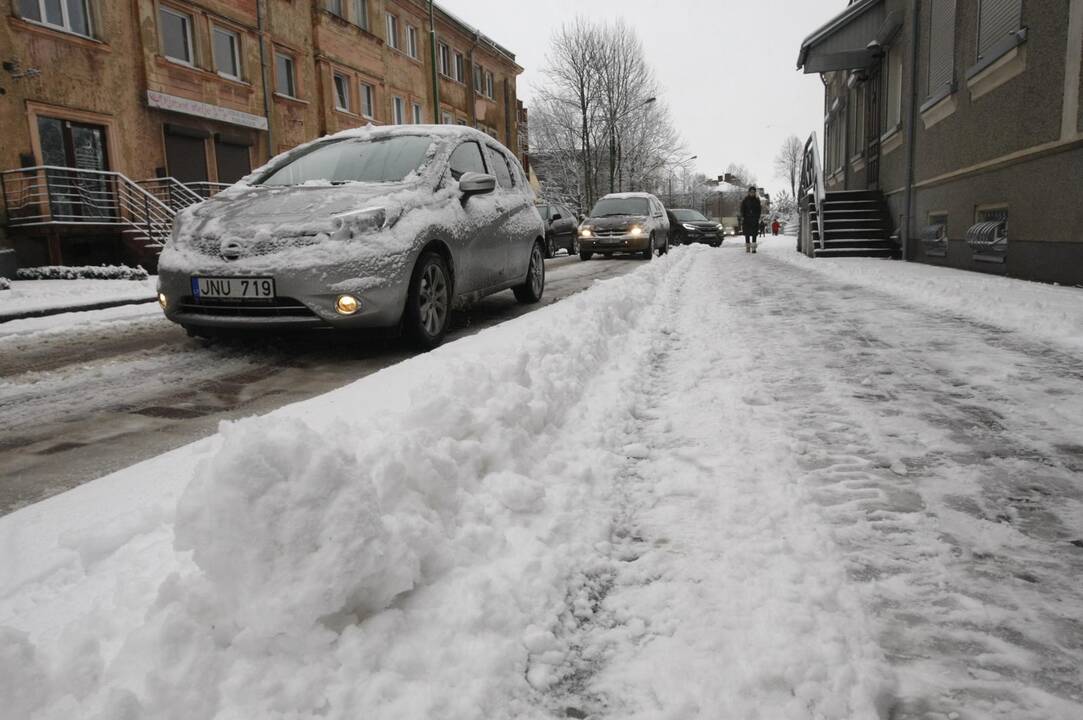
191;277;275;300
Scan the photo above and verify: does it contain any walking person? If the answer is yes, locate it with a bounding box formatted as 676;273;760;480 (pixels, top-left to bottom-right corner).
741;186;762;253
772;219;780;236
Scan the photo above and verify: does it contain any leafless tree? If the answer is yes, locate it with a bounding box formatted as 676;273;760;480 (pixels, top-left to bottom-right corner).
774;135;803;200
725;163;757;188
532;17;684;209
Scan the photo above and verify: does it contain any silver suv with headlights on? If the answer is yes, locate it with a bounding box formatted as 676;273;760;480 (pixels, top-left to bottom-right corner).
577;192;670;260
156;126;546;349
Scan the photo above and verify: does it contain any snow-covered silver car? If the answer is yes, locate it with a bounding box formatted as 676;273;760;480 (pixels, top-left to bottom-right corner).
157;126;546;348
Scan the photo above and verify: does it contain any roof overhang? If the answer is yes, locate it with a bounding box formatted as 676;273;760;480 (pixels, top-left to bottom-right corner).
797;0;899;74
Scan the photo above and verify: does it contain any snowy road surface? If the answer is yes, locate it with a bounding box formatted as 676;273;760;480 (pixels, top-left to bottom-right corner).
0;254;637;514
1;239;1081;719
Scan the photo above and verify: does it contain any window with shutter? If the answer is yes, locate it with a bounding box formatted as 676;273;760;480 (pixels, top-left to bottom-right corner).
977;0;1022;60
928;0;957;100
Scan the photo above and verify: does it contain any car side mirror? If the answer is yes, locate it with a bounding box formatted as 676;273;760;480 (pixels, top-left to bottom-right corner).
459;172;496;196
551;213;562;222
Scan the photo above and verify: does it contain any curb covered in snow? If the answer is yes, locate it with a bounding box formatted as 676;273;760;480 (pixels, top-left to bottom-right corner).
0;296;158;324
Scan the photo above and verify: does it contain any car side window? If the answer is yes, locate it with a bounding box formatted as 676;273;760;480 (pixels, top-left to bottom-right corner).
486;146;514;189
448;141;487;181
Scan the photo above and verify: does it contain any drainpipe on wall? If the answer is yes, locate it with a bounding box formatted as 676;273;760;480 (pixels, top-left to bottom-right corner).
256;0;274;158
429;1;441;124
902;0;921;262
468;32;480;128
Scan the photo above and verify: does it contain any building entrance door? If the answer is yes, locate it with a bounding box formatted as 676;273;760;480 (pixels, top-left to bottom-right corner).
37;116;112;220
164;127;209;185
864;62;883;192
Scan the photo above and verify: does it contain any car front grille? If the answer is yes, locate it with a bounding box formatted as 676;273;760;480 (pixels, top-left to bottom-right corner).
592;228;630;238
177;296;317;318
184;234;324;259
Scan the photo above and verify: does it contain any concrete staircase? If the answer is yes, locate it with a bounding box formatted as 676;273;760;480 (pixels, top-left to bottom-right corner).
808;190;899;258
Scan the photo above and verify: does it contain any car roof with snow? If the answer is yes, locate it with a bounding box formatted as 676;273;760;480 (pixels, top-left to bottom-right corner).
600;192;657;200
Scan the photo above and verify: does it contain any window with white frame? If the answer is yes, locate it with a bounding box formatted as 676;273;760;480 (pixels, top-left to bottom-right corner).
485;71;495;99
386;13;400;50
19;0;92;37
333;73;351;111
326;0;343;16
412;102;423;124
474;64;483;94
439;43;451;77
353;0;369;30
393;96;406;124
453;52;465;83
275;51;297;97
212;26;242;80
442;110;454;125
160;6;195;65
406;25;419;59
360;82;374;117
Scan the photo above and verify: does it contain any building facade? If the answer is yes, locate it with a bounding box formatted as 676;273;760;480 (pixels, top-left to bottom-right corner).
0;0;524;268
798;0;1083;285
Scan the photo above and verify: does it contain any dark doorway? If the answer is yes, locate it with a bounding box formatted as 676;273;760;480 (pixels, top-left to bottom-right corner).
164;126;209;184
864;61;883;191
214;137;252;184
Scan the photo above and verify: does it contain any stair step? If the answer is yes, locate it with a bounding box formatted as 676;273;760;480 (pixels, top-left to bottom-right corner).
814;247;899;258
819;239;895;249
824;190;880;201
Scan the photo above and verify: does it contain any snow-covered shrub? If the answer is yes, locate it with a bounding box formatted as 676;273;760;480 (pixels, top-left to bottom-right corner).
0;277;10;290
15;265;149;281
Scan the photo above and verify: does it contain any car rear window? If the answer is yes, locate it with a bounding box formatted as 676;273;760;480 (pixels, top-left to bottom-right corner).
487;147;514;189
257;135;434;185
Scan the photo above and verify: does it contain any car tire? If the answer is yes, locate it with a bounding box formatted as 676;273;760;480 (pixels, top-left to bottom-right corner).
579;250;593;261
404;251;451;350
641;234;655;260
514;241;546;304
545;237;555;259
661;237;670;255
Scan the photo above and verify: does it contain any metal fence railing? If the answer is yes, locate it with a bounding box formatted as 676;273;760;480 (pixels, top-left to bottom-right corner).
798;132;826;256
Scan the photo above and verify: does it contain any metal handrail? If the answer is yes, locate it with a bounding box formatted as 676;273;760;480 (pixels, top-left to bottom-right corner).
798;132;826;255
137;177;204;212
1;166;176;248
185;181;231;198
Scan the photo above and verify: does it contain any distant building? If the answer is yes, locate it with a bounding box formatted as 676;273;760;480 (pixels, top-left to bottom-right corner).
797;0;1082;284
0;0;524;269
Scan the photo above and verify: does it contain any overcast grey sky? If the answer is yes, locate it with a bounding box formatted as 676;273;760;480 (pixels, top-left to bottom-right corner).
437;0;847;197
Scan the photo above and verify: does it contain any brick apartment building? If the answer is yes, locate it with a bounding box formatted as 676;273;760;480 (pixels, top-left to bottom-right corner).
0;0;525;269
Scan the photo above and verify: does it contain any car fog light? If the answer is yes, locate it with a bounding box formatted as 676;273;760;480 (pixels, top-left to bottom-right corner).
158;292;168;310
335;295;360;315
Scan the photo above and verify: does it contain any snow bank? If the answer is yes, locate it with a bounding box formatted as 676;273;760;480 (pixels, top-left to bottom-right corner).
0;277;157;319
0;250;688;719
15;265;149;281
762;237;1083;352
0;277;9;291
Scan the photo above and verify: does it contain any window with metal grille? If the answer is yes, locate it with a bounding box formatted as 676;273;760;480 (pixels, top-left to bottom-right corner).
928;0;957;100
977;0;1022;61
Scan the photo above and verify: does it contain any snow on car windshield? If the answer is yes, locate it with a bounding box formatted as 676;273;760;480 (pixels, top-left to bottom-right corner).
257;135;434;186
590;197;649;217
672;209;709;222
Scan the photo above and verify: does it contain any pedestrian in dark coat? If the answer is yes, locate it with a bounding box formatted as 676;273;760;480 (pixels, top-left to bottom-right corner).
740;187;762;253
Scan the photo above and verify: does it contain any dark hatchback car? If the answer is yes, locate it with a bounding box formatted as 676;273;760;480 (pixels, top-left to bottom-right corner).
667;208;722;247
538;203;579;258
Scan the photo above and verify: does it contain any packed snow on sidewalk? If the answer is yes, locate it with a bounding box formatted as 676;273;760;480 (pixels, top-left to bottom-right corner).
0;273;157;318
2;241;1082;719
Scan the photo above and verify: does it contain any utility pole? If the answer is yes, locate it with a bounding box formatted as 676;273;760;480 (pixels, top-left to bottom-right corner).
429;1;440;124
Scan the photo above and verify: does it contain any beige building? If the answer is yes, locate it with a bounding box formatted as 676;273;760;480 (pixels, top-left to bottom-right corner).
0;0;524;269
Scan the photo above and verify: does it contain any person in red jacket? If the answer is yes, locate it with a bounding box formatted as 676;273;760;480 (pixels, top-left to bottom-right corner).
772;219;780;236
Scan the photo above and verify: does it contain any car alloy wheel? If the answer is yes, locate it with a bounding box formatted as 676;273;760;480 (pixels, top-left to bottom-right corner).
405;252;451;349
514;241;545;304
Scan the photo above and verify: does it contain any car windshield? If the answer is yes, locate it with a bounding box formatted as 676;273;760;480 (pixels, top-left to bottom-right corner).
673;209;710;222
257;135;434;186
590;197;650;217
538;205;551;221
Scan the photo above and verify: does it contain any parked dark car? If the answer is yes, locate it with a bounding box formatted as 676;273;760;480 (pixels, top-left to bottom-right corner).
667;208;722;247
578;192;670;260
538;203;579;258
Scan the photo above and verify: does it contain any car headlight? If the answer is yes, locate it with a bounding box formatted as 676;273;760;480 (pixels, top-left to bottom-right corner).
682;223;697;231
629;226;643;237
332;206;392;235
579;228;593;238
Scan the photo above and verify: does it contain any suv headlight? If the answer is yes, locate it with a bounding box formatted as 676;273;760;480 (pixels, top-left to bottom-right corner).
682;223;697;230
629;226;643;237
579;227;593;238
332;206;397;235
